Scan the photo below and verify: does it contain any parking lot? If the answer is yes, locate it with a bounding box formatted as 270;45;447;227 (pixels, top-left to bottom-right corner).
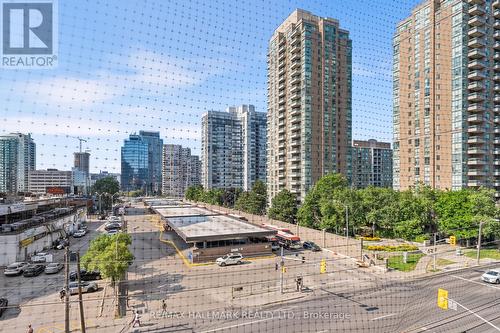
0;219;109;332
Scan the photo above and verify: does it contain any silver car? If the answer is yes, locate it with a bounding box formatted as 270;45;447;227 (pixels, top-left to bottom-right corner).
66;281;98;295
216;253;243;266
45;263;63;274
4;262;28;276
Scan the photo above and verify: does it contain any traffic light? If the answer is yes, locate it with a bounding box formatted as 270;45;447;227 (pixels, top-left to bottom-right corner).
302;256;305;264
282;266;287;273
449;236;456;246
320;259;327;274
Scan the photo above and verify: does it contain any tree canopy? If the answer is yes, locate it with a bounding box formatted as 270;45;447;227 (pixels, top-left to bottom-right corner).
268;189;298;223
91;176;120;195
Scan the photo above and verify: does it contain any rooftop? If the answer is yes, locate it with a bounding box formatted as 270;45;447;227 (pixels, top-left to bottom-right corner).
160;206;276;242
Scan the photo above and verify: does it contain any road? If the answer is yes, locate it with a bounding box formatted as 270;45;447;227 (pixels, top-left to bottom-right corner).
2;204;499;333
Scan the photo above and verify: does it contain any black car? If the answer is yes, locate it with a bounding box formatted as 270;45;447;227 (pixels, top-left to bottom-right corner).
104;223;121;231
23;264;45;277
69;269;101;281
0;298;7;317
303;241;321;252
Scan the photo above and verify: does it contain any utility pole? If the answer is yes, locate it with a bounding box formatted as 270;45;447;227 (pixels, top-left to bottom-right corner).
345;205;349;256
280;246;284;294
433;233;437;271
477;222;483;265
64;245;70;333
76;252;86;333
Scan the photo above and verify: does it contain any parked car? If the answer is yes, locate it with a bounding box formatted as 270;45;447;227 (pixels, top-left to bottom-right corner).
104;223;121;231
481;269;500;284
271;242;280;251
216;253;243;267
72;230;86;238
31;252;49;263
63;281;98;295
23;264;45;277
56;239;69;250
0;298;7;317
4;262;28;276
303;241;321;252
69;269;101;281
106;229;120;236
45;263;64;274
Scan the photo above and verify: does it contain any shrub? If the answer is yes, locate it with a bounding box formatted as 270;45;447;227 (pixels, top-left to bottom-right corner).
359;236;381;242
364;244;419;252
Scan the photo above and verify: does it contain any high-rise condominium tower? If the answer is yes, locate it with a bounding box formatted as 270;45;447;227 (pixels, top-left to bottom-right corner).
0;133;36;194
162;144;201;198
352;139;393;189
201;105;267;191
267;9;352;202
394;0;500;194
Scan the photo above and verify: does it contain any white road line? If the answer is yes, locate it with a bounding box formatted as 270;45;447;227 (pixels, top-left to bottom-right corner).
371;313;396;321
451;275;500;290
198;317;274;333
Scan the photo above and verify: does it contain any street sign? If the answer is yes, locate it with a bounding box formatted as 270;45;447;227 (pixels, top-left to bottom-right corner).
437;288;448;310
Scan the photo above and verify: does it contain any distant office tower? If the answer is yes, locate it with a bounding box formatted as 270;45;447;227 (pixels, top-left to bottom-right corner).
121;134;149;192
0;133;36;194
201;105;267;190
73;152;90;176
267;9;352;202
28;169;73;194
352;140;393;189
394;0;500;195
73;151;90;194
139;131;163;195
162;144;201;197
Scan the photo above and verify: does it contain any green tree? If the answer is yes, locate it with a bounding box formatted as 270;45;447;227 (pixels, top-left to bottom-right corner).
435;188;497;241
297;173;348;230
234;180;267;215
82;233;134;315
268;189;297;223
185;185;203;201
91;176;120;195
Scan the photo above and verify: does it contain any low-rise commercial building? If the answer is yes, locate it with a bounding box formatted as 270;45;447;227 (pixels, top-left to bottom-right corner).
151;202;276;263
28;169;73;194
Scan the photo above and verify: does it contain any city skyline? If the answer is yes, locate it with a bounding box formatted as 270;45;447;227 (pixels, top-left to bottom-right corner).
0;1;421;173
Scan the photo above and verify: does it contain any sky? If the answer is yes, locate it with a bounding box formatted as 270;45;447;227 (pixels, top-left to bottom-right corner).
0;0;421;173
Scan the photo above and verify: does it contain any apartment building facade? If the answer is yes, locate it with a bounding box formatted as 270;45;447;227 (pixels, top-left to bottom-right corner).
201;105;266;191
267;9;352;202
162;144;201;197
394;0;500;195
0;133;36;194
352;140;393;188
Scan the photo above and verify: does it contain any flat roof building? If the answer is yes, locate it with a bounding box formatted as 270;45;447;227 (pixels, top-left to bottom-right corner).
352;140;393;189
153;203;276;262
28;169;73;194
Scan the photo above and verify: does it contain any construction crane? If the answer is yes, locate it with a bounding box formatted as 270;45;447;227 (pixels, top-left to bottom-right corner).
65;136;88;153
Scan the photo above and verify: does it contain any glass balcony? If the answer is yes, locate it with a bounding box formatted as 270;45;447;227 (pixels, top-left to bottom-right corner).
468;81;485;91
468;92;485;102
468;103;484;112
469;16;486;26
469;4;486;16
468;70;486;80
469;26;487;38
468;125;485;133
468;49;486;59
494;0;500;9
468;59;487;70
468;38;486;48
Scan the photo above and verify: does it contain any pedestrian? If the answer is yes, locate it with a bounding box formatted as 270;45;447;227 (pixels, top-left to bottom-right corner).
132;310;141;327
162;299;167;313
27;324;33;333
59;289;66;302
